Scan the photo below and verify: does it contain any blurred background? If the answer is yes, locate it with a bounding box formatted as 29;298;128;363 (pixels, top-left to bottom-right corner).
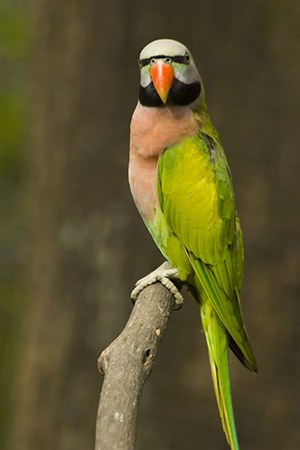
1;0;299;449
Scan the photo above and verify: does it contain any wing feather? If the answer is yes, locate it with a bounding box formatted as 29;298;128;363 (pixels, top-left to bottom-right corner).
158;132;256;370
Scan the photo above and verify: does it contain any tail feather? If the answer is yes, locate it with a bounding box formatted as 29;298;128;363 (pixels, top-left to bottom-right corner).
201;300;240;450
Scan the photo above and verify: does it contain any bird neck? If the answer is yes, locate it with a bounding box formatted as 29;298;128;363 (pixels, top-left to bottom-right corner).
130;102;200;159
196;100;220;142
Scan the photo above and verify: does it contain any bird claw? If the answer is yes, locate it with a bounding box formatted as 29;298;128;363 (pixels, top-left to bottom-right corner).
131;266;184;310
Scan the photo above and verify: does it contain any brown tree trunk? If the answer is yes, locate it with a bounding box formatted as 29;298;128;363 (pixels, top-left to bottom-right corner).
12;2;140;449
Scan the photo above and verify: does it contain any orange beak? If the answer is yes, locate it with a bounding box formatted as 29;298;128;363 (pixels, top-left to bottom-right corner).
150;62;174;104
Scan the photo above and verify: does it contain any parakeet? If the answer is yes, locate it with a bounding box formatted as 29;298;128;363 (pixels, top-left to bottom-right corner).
129;39;257;450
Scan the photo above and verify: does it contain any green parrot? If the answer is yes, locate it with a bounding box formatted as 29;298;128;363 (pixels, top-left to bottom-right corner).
129;39;257;450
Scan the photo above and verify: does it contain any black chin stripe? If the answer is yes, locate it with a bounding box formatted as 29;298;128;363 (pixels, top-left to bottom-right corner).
139;83;163;106
139;80;201;107
170;79;201;105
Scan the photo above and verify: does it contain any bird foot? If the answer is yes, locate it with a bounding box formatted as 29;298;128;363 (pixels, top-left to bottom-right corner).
131;263;184;310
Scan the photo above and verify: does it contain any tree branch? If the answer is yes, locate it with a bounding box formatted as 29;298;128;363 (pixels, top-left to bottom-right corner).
95;262;176;450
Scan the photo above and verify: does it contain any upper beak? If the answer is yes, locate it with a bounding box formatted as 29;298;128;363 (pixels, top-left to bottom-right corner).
150;61;174;104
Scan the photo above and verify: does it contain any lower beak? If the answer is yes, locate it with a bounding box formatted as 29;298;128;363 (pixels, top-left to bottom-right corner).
150;62;174;104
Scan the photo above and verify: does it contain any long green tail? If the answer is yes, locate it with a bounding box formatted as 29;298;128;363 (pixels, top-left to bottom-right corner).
201;298;240;450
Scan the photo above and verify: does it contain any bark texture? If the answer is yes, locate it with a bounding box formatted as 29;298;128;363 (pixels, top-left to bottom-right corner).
95;274;175;450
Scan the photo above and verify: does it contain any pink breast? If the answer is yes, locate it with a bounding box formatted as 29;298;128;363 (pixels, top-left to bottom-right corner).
129;102;199;222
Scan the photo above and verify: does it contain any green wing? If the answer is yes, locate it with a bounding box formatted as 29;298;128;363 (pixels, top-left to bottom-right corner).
158;131;257;371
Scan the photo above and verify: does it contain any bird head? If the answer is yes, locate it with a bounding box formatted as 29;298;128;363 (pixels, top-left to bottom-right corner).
138;39;203;110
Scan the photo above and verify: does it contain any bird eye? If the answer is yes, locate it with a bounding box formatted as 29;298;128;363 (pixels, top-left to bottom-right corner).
165;57;172;64
150;58;156;65
184;52;190;64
